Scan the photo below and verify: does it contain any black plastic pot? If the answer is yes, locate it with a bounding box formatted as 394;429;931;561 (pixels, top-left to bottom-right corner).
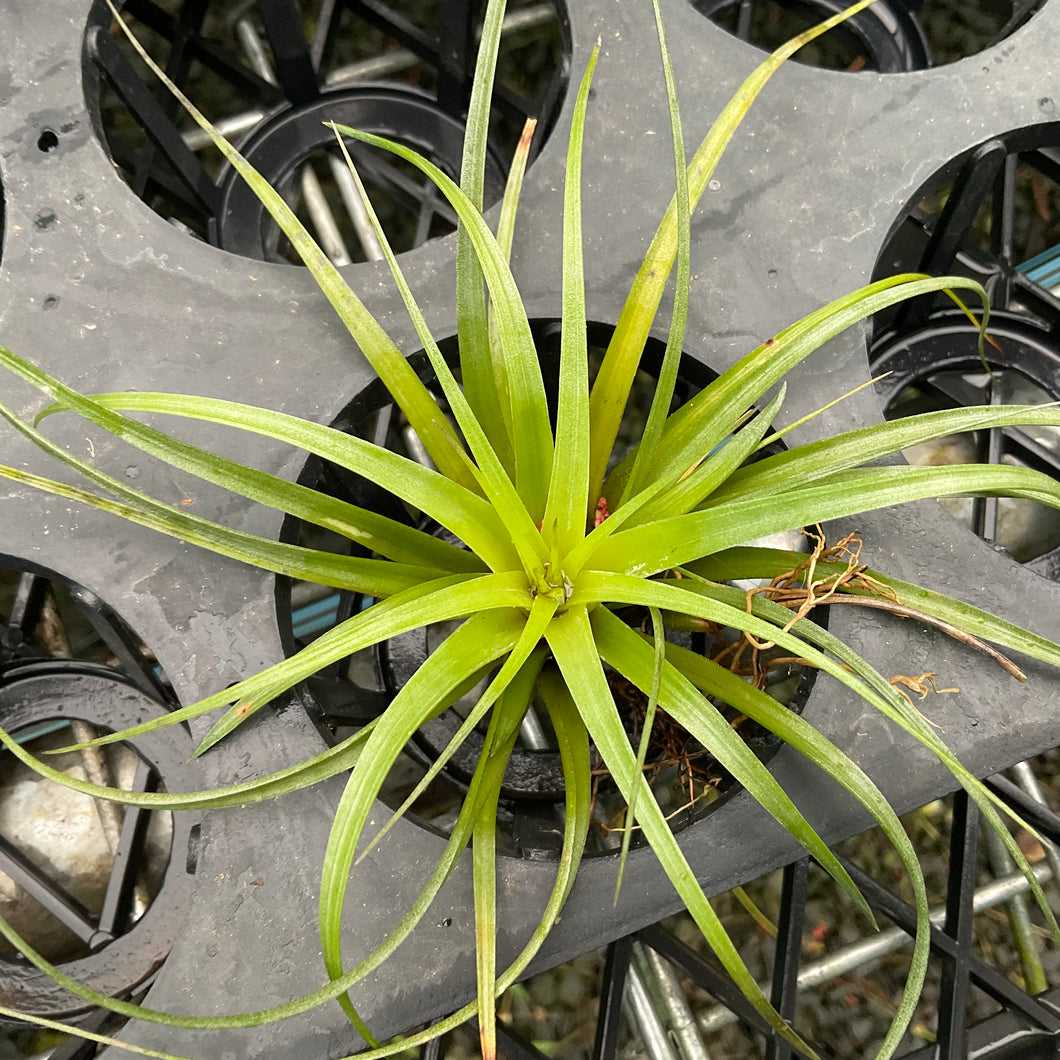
3;1;1060;1057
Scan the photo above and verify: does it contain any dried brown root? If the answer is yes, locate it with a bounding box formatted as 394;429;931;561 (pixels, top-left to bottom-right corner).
738;526;1026;683
887;672;958;731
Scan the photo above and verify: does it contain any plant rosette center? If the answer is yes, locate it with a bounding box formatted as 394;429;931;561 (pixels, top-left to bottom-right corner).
528;546;574;608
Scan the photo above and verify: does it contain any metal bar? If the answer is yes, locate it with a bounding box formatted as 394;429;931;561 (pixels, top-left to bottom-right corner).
325;47;420;86
122;0;281;102
642;945;713;1060
980;817;1047;995
1011;760;1060;903
736;0;754;40
493;3;557;35
69;722;126;861
235;15;277;86
517;702;552;752
591;825;693;1060
236;17;354;266
310;0;340;69
182;109;268;151
839;855;1060;1033
181;5;556;150
628;942;682;1060
697;860;1055;1034
182;45;424;148
638;924;787;1045
331;1;555;86
34;587;139;903
300;163;353;265
327;153;386;262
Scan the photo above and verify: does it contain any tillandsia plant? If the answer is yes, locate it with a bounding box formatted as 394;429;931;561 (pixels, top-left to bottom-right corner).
4;0;1060;1057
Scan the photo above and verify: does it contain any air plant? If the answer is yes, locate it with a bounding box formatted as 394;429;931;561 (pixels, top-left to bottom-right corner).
2;1;1060;1058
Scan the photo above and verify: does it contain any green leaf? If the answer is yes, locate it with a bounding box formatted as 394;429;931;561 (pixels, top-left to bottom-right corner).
457;0;511;470
627;385;785;528
613;604;664;904
671;571;1060;944
712;403;1060;504
41;390;517;571
106;2;477;491
690;544;1060;687
486;116;538;472
621;0;692;505
318;599;557;1022
197;574;532;756
327;132;547;577
561;402;765;579
592;462;1060;578
606;274;988;503
588;0;885;507
329;123;554;520
545;606;815;1057
572;571;930;735
0;1005;195;1060
654;634;930;1060
352;609;554;866
342;669;591;1060
315;607;524;1038
472;700;523;1060
541;42;600;554
0;452;427;599
51;573;526;753
591;606;874;927
0;719;374;811
0;344;478;573
0;623;581;1039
